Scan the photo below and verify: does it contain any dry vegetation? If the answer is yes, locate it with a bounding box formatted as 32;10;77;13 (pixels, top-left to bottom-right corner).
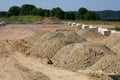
0;23;120;80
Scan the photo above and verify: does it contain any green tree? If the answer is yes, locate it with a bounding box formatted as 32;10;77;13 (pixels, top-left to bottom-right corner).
118;16;120;21
50;7;64;19
64;12;75;20
8;6;20;16
0;11;8;17
76;7;88;20
38;8;45;17
84;11;99;20
43;9;50;17
20;4;36;15
30;8;38;15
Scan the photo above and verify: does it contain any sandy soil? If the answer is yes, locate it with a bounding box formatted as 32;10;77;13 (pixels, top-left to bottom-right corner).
0;24;118;80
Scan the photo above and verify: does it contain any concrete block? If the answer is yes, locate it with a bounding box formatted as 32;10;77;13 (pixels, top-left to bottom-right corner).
71;22;76;26
67;22;72;26
76;23;82;29
82;24;89;29
103;31;111;36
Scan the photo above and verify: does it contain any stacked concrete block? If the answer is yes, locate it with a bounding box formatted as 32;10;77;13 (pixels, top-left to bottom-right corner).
98;27;111;36
82;24;89;29
76;23;82;27
76;23;82;29
71;22;76;26
103;31;111;36
64;22;68;25
1;22;5;26
67;22;72;26
89;25;98;32
64;21;120;36
0;22;5;27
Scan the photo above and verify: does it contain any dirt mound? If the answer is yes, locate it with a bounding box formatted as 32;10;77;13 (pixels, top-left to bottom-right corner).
104;33;120;54
88;55;120;74
39;32;65;42
51;42;115;71
112;44;120;54
25;36;86;60
104;33;120;48
55;28;73;36
66;32;86;43
77;29;105;41
27;32;65;45
42;17;61;22
24;30;49;44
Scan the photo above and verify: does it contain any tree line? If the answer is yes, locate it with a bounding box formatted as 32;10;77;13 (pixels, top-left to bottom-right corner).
0;4;100;20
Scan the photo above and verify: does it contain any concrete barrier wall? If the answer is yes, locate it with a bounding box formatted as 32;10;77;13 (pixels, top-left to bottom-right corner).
82;24;89;29
71;22;76;26
104;31;111;36
65;22;120;36
67;22;72;26
0;22;6;27
76;23;82;27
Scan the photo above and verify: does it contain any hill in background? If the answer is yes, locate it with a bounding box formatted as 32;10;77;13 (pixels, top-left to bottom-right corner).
94;10;120;19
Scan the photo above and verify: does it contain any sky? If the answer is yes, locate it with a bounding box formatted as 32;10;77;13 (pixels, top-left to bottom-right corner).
0;0;120;11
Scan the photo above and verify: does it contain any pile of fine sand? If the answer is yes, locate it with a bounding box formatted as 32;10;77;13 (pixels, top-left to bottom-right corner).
77;29;105;41
104;33;120;54
88;55;120;74
51;42;115;71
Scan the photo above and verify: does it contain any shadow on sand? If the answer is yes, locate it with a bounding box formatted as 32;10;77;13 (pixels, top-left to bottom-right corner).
109;75;120;80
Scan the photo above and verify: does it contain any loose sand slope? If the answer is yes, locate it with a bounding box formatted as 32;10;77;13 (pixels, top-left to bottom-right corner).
104;33;120;54
0;24;119;80
52;42;115;71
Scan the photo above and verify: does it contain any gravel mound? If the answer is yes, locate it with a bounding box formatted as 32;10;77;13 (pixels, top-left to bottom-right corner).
25;36;86;60
51;42;115;71
77;29;105;41
88;55;120;74
104;33;120;54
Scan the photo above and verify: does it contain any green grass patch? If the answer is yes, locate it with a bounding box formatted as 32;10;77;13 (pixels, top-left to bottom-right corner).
0;15;43;22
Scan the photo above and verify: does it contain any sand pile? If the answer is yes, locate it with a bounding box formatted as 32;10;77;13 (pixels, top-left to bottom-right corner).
88;55;120;74
51;42;115;71
25;32;86;60
28;32;65;45
39;32;65;42
25;36;86;60
24;30;49;44
77;29;105;41
66;32;86;43
55;28;74;36
104;33;120;54
112;44;120;54
104;33;120;48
